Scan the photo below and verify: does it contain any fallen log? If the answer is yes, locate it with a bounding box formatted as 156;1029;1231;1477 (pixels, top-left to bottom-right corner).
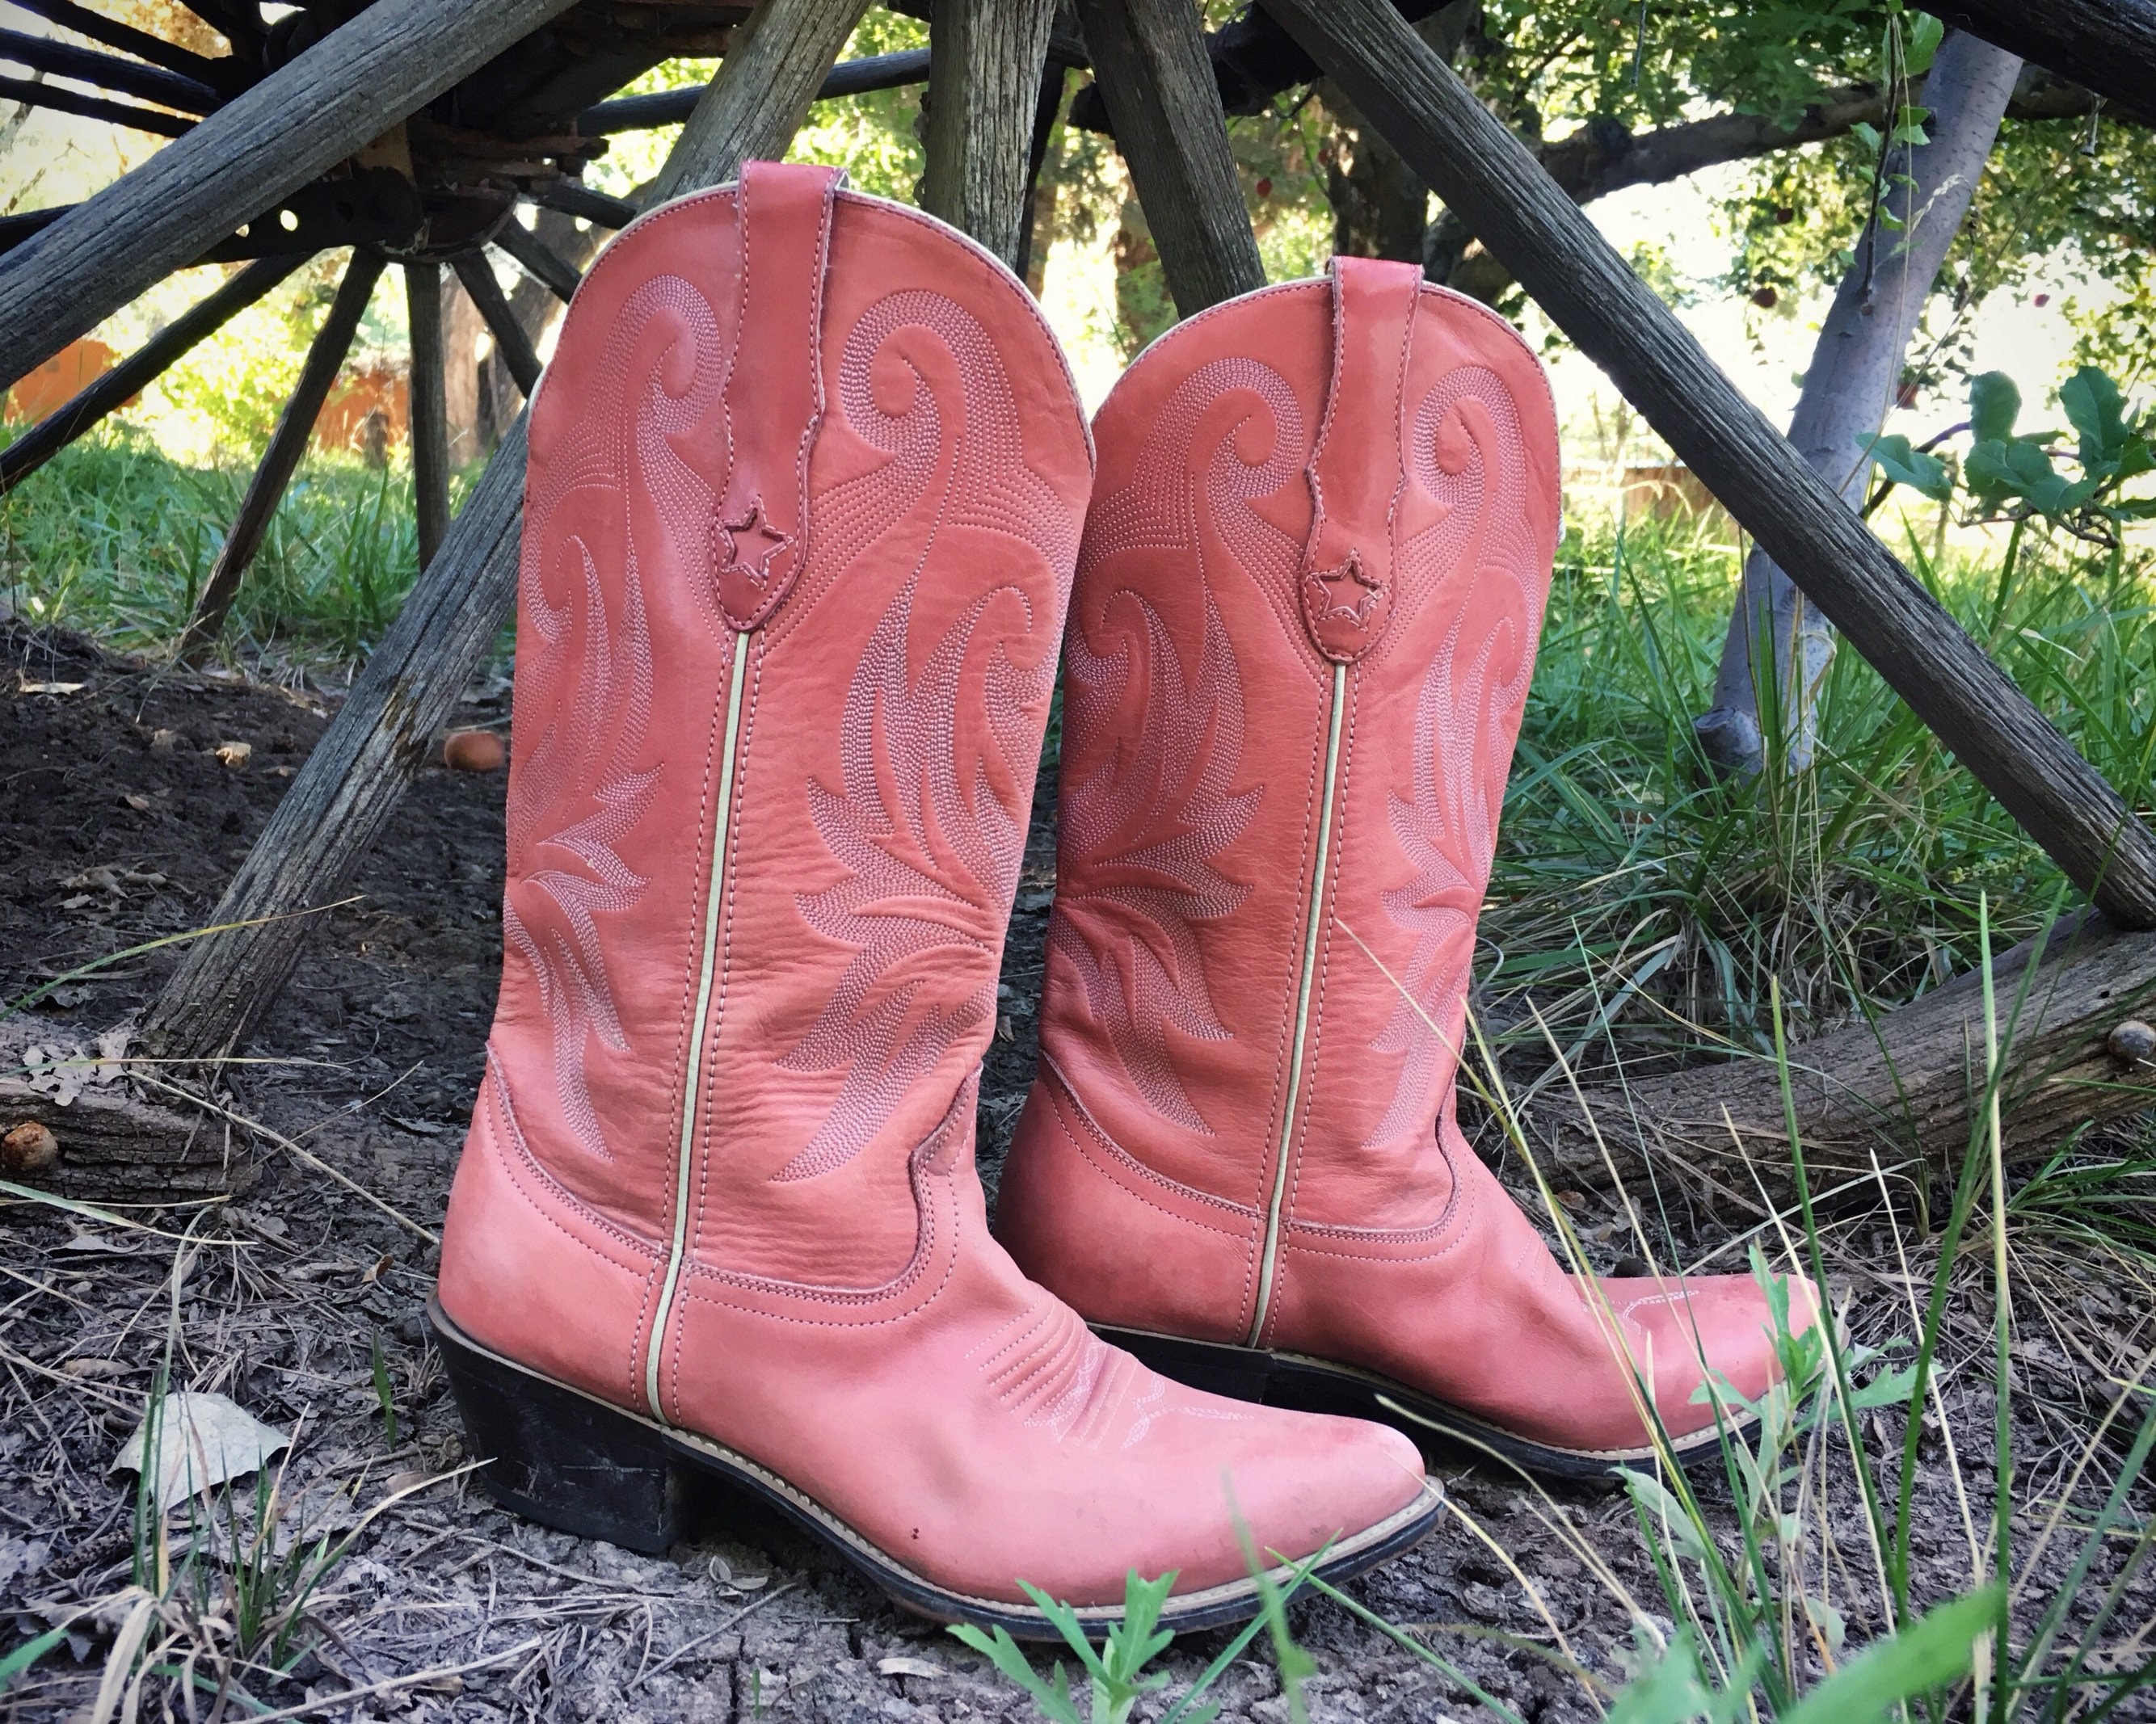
1524;912;2156;1211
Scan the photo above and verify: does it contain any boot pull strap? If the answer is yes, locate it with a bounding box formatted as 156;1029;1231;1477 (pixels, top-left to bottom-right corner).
1299;255;1421;663
713;158;844;633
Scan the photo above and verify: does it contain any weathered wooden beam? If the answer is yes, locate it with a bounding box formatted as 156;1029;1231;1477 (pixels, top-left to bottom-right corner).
6;0;248;96
0;72;194;136
1529;913;2156;1208
1071;0;1264;316
0;27;221;112
0;0;585;393
1265;0;2156;931
491;218;580;304
923;0;1059;267
0;253;307;496
177;248;386;661
522;179;638;231
451;251;543;397
405;263;451;571
141;0;874;1066
1933;0;2156;123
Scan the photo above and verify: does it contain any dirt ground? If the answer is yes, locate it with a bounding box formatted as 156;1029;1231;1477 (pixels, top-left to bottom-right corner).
0;620;2150;1722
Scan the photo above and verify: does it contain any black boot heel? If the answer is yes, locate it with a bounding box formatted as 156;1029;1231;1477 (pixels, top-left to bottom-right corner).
426;1297;689;1554
1094;1324;1278;1402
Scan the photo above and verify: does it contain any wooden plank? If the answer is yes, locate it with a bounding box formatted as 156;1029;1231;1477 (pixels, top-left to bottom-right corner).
922;0;1060;267
451;251;543;397
0;253;308;497
491;218;581;305
1071;0;1264;316
141;0;875;1066
0;0;585;393
177;248;387;661
1531;913;2156;1205
405;263;452;571
1933;0;2156;121
1265;0;2156;931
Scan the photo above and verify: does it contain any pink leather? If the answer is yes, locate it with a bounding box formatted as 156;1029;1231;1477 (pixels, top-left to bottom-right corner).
437;166;1428;1608
997;259;1817;1454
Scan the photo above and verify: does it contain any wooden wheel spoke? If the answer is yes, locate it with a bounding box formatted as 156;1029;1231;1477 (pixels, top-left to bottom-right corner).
450;250;542;398
492;218;580;305
0;251;309;497
175;247;389;661
0;26;222;113
521;179;637;231
405;262;452;574
6;0;249;96
0;74;195;137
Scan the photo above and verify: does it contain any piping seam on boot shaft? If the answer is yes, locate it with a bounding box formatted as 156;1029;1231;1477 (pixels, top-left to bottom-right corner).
646;627;752;1422
1248;657;1347;1345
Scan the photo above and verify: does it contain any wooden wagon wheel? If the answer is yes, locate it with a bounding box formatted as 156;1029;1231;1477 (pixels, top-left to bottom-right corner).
0;1;1012;663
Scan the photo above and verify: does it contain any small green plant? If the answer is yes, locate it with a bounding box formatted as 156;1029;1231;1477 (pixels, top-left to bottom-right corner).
370;1330;398;1449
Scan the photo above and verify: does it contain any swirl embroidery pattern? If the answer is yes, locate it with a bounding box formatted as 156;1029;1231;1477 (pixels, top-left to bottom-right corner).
505;275;726;1159
1048;358;1302;1132
1366;367;1547;1147
774;290;1076;1179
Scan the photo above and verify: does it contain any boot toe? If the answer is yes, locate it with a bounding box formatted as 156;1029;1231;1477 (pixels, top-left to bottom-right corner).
1608;1271;1822;1439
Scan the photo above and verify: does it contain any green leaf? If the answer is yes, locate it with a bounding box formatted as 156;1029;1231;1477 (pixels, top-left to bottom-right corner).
1779;1586;2003;1724
1851;120;1883;153
1864;434;1953;502
949;1624;1087;1724
1904;12;1945;74
1969;372;2020;445
0;1625;69;1692
1620;1469;1712;1565
2060;365;2130;468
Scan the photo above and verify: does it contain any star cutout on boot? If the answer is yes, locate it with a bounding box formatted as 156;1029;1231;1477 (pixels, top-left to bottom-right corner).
1303;548;1383;625
715;498;793;588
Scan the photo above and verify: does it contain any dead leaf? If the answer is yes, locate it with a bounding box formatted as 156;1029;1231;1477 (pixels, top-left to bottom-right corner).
112;1391;289;1512
17;676;82;696
878;1656;946;1680
57;895;93;912
120;793;151;812
61;1356;128;1381
213;741;252;769
149;729;184;752
360;1251;394;1285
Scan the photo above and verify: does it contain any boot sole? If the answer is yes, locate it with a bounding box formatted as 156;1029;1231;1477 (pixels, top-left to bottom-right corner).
425;1296;1444;1638
1096;1325;1754;1480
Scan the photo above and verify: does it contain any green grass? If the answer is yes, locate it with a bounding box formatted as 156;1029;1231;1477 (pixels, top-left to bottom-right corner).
0;423;453;675
1486;511;2156;1063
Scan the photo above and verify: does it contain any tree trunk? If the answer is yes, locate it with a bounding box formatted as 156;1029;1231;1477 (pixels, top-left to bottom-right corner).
1695;30;2022;776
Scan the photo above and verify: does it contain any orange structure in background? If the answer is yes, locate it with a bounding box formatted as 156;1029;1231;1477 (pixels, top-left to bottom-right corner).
1;338;411;455
2;339;122;421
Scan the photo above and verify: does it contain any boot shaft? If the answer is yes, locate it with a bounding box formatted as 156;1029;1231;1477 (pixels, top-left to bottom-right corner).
477;161;1091;1292
1024;260;1560;1333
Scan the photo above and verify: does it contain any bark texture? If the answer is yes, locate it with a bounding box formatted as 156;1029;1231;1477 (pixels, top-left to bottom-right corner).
1696;32;2023;776
923;0;1060;267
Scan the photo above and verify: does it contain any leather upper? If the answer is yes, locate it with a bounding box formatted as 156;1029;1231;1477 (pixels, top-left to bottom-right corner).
438;167;1430;1604
999;259;1811;1451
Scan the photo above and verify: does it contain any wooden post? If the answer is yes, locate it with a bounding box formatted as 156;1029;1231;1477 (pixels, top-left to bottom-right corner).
922;0;1060;267
141;0;876;1064
451;251;544;397
176;249;387;661
1070;0;1264;315
0;0;584;392
1264;0;2156;931
0;253;309;496
405;263;452;572
1932;0;2156;120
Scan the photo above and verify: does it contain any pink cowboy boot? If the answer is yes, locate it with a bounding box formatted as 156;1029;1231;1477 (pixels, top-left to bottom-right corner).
428;164;1437;1634
996;257;1817;1475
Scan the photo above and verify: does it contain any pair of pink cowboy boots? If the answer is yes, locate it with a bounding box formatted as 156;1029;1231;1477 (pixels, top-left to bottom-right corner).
427;162;1811;1635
